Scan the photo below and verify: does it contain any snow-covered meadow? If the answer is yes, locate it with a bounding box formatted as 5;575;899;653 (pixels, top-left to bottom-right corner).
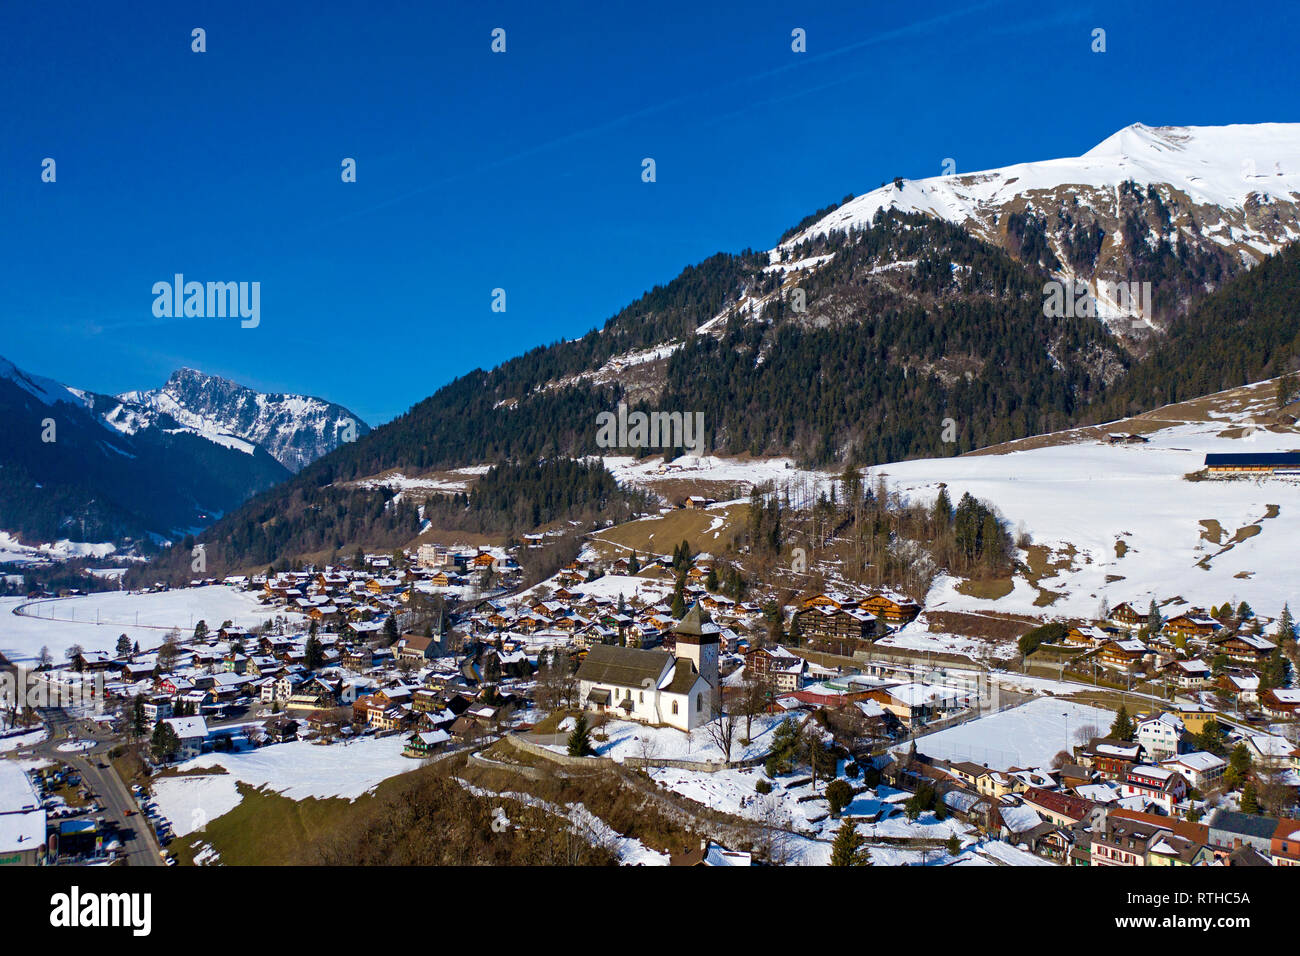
0;585;289;663
150;736;421;837
902;697;1116;770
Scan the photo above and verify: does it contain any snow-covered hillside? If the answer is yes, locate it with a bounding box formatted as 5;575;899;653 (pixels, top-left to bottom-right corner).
778;122;1300;329
877;378;1300;623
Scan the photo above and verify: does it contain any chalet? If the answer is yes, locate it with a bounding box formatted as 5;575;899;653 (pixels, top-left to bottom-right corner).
860;592;921;625
1162;657;1211;689
1064;625;1112;648
1097;638;1148;670
1218;672;1259;705
396;633;440;663
1243;733;1296;769
1120;765;1187;814
161;716;208;761
72;650;114;672
1109;602;1145;629
865;683;962;728
669;840;751;866
1147;832;1212;866
800;593;843;611
1213;632;1276;664
1076;738;1141;780
1261;687;1300;718
403;728;451;758
1092;817;1167;866
1163;614;1218;641
684;496;717;509
794;604;877;653
744;645;805;695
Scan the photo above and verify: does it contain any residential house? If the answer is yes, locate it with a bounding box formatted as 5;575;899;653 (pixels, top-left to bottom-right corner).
1120;765;1188;814
1136;713;1186;762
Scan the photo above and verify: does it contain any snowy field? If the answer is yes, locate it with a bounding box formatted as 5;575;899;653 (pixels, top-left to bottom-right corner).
0;531;117;565
0;586;291;663
0;728;47;753
904;697;1116;770
603;454;833;496
523;572;675;606
877;391;1300;623
151;736;421;837
550;713;786;764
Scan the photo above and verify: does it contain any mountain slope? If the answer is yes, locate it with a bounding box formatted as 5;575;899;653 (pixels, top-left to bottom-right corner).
782;123;1300;330
113;368;370;472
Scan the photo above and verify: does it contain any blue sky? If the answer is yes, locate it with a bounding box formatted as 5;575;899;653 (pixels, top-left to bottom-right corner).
2;0;1296;425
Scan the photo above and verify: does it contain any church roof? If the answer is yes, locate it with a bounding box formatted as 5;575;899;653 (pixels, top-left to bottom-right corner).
576;644;671;689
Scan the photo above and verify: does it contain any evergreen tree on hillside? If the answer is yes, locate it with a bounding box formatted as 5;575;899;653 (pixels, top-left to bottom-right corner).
829;818;871;866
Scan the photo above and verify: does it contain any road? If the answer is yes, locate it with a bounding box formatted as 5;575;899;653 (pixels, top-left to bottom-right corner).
22;708;163;867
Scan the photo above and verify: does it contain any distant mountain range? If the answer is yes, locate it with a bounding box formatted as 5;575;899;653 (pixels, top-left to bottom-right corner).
0;358;368;547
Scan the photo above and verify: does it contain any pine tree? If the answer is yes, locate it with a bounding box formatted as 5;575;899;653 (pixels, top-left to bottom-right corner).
1240;781;1261;814
567;714;593;757
1146;598;1163;635
1109;704;1135;741
1279;603;1296;644
829;818;870;866
787;613;803;646
931;485;952;528
150;721;180;763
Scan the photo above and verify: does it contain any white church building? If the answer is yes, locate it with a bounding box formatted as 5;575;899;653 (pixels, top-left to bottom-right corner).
575;603;720;731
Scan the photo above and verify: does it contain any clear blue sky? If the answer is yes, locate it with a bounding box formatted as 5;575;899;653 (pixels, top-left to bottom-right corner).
2;0;1296;425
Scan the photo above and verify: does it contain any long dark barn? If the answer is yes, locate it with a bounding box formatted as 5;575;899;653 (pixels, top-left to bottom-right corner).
1204;452;1300;473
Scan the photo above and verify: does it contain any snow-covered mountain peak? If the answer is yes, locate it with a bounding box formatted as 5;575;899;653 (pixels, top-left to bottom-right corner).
783;122;1300;250
114;369;369;472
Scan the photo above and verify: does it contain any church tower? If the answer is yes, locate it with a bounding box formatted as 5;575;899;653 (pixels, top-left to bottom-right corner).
673;602;720;717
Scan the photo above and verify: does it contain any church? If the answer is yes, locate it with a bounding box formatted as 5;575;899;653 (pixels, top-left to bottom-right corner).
575;603;720;731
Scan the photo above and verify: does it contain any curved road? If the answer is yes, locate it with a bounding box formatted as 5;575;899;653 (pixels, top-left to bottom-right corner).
17;708;163;867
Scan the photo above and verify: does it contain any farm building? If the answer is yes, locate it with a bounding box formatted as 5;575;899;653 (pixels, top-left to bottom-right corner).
1203;452;1300;474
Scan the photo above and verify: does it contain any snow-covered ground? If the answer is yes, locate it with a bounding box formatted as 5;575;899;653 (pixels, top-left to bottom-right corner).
0;531;117;565
877;398;1300;623
151;736;421;837
521;572;675;606
550;714;786;765
0;728;47;753
904;697;1115;770
602;454;833;495
0;585;291;663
